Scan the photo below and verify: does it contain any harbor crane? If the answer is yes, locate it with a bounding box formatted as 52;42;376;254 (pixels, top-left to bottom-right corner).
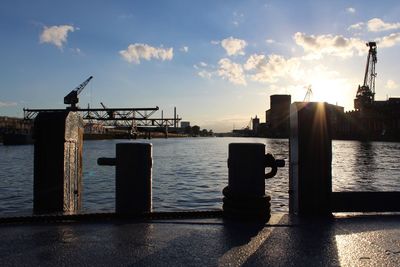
303;85;313;102
64;76;93;110
354;42;377;110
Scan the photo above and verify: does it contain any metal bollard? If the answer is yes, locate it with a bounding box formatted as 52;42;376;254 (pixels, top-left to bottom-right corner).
222;143;284;220
98;143;152;214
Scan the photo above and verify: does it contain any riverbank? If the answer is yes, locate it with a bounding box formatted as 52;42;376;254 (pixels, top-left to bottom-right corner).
0;212;399;266
84;132;189;140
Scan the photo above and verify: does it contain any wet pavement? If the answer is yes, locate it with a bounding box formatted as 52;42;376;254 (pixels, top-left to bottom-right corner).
0;213;399;266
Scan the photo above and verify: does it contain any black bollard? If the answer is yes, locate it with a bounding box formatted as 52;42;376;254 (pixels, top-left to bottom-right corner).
98;143;152;214
289;102;332;216
33;111;83;214
223;143;284;220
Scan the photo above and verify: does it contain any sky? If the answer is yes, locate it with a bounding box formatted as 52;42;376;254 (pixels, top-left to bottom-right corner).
1;0;400;132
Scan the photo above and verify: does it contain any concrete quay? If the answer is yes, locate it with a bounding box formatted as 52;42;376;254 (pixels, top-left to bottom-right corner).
0;212;399;266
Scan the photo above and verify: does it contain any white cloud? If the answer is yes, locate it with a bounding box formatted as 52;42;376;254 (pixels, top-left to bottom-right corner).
218;58;246;85
377;32;400;48
180;46;189;53
211;40;220;45
367;18;400;32
0;101;17;107
346;7;356;14
232;12;244;26
244;54;302;83
266;39;276;44
70;47;83;55
119;43;173;64
39;25;75;49
198;70;213;79
199;62;208;67
221;37;247;56
293;32;365;58
386;79;398;89
348;22;364;31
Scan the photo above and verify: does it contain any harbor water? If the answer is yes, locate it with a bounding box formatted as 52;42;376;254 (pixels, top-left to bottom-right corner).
0;137;399;215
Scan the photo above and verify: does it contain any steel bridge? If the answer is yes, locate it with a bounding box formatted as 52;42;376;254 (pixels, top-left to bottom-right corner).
23;107;181;133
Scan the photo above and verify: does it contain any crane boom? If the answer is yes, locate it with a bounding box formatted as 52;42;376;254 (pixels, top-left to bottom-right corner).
354;42;377;111
64;76;93;110
303;85;313;102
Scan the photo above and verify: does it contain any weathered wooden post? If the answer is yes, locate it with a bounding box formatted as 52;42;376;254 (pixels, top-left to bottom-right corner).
289;102;332;215
33;111;83;214
98;143;152;214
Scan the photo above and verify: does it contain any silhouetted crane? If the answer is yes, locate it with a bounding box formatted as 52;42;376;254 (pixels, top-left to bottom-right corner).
303;85;313;102
64;76;93;110
354;42;377;110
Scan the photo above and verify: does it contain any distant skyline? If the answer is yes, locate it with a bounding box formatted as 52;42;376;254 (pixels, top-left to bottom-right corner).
1;0;400;132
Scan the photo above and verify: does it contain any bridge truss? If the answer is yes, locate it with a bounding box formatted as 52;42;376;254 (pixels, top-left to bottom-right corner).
23;107;181;133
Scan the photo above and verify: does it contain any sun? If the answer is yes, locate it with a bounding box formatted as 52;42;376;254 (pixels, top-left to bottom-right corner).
307;72;355;110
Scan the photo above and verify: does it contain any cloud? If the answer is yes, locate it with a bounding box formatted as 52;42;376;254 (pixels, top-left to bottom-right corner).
386;79;398;90
194;62;214;79
348;22;364;31
193;62;208;69
180;46;189;53
367;18;400;32
0;101;17;108
232;12;244;26
210;40;220;45
221;37;247;56
198;70;213;79
70;47;83;55
244;54;302;83
346;7;356;14
218;58;246;85
40;25;75;49
376;32;400;48
119;43;173;64
293;32;365;58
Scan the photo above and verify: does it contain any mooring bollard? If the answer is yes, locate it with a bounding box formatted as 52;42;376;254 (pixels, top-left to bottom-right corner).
33;111;83;214
289;102;332;216
98;143;152;214
222;143;284;220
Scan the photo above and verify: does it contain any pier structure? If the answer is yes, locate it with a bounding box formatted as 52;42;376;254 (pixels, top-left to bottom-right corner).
22;76;182;137
2;100;400;265
23;106;182;135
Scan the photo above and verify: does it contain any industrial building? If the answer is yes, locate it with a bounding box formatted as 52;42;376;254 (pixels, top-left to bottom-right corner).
261;95;344;139
265;95;291;138
259;42;400;141
338;42;400;141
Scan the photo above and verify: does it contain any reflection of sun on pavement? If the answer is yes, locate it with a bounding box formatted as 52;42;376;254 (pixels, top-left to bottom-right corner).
335;230;399;266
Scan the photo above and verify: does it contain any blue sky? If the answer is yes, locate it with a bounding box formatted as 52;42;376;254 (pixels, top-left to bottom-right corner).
1;0;400;132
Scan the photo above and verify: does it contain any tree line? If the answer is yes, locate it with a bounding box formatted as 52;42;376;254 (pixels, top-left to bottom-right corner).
183;125;214;137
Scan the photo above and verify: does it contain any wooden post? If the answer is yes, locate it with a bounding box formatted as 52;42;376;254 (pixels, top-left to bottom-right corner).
33;111;83;214
289;102;332;216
